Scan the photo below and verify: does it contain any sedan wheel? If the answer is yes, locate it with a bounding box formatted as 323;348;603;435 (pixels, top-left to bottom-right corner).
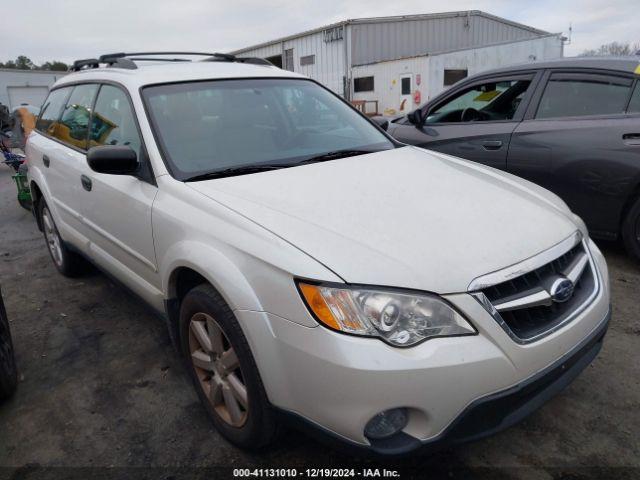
188;312;248;427
622;197;640;263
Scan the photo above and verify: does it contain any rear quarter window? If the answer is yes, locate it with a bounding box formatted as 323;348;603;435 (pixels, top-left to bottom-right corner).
35;87;72;134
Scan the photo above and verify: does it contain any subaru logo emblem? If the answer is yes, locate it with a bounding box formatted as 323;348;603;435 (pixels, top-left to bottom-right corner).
549;277;575;303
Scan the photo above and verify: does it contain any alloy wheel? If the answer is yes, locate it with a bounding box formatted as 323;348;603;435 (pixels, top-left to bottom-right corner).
188;312;248;427
42;207;63;267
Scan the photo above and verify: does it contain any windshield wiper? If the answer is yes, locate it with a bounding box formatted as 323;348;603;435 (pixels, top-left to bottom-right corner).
295;149;377;165
183;150;379;182
183;163;290;182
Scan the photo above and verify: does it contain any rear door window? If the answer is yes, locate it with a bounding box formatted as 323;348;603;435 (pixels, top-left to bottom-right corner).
35;87;72;135
535;73;632;119
57;84;99;149
89;85;142;158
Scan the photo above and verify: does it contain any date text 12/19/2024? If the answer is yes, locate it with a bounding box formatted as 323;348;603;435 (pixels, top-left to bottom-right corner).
233;469;401;478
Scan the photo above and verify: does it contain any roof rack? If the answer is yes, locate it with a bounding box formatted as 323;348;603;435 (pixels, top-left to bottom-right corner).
69;52;274;71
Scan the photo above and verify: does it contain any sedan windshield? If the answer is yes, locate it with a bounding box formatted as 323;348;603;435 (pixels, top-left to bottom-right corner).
142;78;395;180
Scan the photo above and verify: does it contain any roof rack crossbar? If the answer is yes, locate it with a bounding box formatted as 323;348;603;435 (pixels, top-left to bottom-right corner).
69;51;276;71
127;57;192;62
70;58;100;71
98;51;224;63
203;55;273;66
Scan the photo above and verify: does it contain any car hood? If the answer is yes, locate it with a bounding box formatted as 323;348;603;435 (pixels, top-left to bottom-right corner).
188;146;578;293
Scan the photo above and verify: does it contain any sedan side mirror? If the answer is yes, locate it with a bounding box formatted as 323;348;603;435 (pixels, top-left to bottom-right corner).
407;109;424;126
371;116;389;131
87;146;139;175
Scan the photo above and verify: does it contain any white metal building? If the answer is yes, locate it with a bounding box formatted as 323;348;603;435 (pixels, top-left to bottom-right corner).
231;10;564;115
0;69;65;110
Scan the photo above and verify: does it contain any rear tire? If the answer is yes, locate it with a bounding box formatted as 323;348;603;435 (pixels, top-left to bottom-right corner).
622;196;640;262
179;284;279;450
0;291;17;401
38;199;87;277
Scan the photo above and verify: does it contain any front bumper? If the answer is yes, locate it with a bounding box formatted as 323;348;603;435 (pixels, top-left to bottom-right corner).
236;239;610;455
279;310;609;456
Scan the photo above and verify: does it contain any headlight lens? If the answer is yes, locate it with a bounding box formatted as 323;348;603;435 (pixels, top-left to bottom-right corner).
297;282;475;347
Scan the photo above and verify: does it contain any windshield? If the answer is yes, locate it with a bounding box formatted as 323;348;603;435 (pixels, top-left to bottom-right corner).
142;78;395;180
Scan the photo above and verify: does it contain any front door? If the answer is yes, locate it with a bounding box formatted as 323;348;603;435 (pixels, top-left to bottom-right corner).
391;73;538;170
79;84;159;293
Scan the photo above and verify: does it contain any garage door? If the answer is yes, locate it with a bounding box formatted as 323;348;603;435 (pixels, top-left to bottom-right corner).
7;86;49;109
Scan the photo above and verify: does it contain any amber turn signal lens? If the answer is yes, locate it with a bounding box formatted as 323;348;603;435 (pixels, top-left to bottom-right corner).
298;283;341;330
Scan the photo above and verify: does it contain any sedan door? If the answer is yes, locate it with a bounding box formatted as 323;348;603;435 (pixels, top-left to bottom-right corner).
507;70;640;238
390;73;539;169
78;84;160;299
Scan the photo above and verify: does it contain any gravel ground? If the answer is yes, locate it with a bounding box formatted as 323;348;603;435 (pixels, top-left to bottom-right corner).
0;165;638;479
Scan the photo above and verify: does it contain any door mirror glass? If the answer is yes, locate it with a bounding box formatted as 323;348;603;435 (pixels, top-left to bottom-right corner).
427;79;532;124
87;145;138;175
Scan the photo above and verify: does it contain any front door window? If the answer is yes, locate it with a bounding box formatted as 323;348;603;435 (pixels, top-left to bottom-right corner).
427;78;532;123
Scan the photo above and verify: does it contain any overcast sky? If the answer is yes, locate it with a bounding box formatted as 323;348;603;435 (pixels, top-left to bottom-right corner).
1;0;637;65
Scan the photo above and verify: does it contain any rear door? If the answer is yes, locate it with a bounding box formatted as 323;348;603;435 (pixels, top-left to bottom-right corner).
79;83;159;289
30;84;97;245
507;70;640;237
391;72;539;169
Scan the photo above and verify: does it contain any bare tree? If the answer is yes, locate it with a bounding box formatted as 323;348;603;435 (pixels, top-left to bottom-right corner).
580;41;640;57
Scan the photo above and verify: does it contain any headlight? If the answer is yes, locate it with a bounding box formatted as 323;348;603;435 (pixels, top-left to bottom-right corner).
297;282;476;347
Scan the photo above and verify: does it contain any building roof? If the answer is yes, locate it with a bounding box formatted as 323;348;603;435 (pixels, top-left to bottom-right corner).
230;10;551;55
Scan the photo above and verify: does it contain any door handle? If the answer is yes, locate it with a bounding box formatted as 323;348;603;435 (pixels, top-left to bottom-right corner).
81;175;92;192
482;140;503;150
42;155;50;167
623;133;640;146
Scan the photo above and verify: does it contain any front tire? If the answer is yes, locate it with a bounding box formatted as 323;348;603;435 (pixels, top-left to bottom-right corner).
38;200;86;277
179;284;279;449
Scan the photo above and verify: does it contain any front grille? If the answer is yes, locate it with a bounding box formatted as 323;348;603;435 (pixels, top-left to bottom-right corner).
476;240;597;343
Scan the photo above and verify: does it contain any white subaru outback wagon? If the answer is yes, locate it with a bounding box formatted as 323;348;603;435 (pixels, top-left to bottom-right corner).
26;52;610;455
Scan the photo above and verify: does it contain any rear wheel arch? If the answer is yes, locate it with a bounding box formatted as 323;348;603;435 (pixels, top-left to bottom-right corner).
621;183;640;261
29;180;44;231
620;181;640;231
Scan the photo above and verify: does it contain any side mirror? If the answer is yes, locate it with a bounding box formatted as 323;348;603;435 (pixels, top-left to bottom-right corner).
407;108;426;127
371;116;389;131
87;145;138;175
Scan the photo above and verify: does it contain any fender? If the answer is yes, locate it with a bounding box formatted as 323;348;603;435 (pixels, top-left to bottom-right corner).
161;240;263;313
